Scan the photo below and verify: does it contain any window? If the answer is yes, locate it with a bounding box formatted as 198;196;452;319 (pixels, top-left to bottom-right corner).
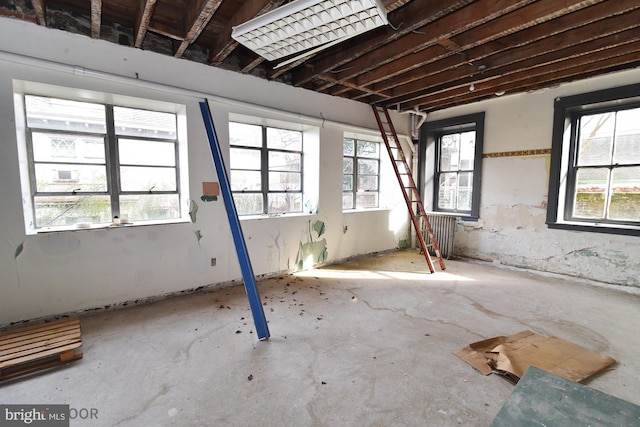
21;95;182;229
548;84;640;235
419;113;484;220
343;138;380;209
229;122;303;215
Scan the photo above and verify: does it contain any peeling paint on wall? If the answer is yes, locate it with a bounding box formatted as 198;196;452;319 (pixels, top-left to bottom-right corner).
194;229;203;243
200;195;218;202
189;200;199;223
14;242;24;259
295;220;328;271
313;220;326;237
343;225;348;234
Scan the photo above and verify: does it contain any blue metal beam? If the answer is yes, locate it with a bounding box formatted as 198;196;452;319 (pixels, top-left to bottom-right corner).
199;100;270;340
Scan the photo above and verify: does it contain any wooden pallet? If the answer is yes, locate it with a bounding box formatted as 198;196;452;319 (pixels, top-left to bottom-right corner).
0;317;83;381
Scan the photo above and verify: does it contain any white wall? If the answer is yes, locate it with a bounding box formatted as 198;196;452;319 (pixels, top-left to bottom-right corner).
426;68;640;286
0;18;410;325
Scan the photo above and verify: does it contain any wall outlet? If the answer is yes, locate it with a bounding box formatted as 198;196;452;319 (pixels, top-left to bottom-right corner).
210;257;216;267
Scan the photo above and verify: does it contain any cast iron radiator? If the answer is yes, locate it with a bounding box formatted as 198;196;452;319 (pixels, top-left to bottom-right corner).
423;214;456;259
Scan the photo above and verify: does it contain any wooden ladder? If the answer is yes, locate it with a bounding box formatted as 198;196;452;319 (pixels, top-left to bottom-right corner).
372;105;445;273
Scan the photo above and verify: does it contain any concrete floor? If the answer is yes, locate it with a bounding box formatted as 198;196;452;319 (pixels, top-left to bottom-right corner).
2;250;640;426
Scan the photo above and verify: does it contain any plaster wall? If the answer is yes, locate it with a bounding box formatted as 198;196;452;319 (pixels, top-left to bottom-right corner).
427;68;640;286
0;18;409;324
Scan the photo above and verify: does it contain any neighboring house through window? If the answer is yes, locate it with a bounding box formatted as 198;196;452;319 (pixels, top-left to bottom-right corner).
229;122;304;215
548;83;640;235
16;92;185;231
343;137;380;210
419;112;485;220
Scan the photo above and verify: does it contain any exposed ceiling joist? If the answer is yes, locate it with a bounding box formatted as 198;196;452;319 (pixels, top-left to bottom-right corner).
2;0;637;114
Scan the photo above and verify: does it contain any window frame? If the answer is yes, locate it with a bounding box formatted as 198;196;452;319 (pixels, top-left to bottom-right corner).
547;83;640;236
229;122;304;216
20;93;183;231
419;112;485;220
342;137;381;210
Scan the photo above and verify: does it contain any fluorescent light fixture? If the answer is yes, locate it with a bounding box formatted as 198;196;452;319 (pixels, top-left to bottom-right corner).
231;0;388;62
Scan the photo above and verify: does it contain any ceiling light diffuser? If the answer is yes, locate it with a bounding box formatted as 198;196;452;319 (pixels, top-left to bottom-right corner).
231;0;388;62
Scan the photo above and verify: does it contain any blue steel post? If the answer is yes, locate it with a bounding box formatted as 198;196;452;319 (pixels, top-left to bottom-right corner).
199;100;270;340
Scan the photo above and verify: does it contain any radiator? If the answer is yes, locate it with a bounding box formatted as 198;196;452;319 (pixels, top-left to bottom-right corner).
422;214;456;259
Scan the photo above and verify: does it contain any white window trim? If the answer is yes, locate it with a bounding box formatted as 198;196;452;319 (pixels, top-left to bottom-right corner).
13;81;190;234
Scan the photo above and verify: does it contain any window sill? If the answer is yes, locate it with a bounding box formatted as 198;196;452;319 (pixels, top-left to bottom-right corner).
238;212;317;221
547;220;640;237
33;218;190;234
343;207;391;213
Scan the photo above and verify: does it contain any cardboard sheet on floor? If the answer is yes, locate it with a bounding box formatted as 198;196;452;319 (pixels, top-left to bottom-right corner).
454;330;615;384
490;366;640;427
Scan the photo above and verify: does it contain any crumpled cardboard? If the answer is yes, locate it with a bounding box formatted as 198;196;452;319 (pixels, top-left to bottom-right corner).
454;330;616;384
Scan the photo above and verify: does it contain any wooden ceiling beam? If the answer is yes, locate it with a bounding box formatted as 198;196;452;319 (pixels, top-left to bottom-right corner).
31;0;46;25
174;0;223;58
403;42;640;111
322;0;536;87
209;0;285;65
384;10;640;104
288;0;475;86
135;0;157;48
356;0;617;92
90;0;102;39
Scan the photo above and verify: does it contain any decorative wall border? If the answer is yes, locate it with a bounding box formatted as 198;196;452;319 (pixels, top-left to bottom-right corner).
483;148;551;158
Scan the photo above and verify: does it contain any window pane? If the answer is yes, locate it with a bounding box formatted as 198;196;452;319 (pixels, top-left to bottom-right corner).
613;108;640;166
343;139;354;155
438;172;457;210
119;139;176;166
609;166;640;221
459;131;475;170
119;194;180;221
357;175;378;191
32;133;105;164
356;140;379;158
268;193;302;213
230;147;261;169
342;193;354;209
230;122;262;147
357;159;378;174
573;168;609;219
343;175;353;191
231;170;261;191
457;172;473;211
34;195;111;227
343;158;353;174
120;166;176;191
440;134;460;171
356;192;378;209
269;151;301;172
234;193;263;215
25;95;106;133
269;172;301;191
267;128;302;151
577;113;614;166
114;107;176;139
35;164;107;192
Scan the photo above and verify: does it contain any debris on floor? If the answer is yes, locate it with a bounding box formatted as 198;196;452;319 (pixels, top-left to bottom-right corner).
454;330;615;384
490;366;640;427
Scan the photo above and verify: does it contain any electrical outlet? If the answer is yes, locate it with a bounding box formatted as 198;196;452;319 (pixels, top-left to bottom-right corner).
210;257;216;267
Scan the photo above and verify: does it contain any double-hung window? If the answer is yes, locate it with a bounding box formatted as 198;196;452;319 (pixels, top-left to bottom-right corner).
22;95;181;230
548;84;640;235
419;113;484;220
229;122;303;215
343;138;380;209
